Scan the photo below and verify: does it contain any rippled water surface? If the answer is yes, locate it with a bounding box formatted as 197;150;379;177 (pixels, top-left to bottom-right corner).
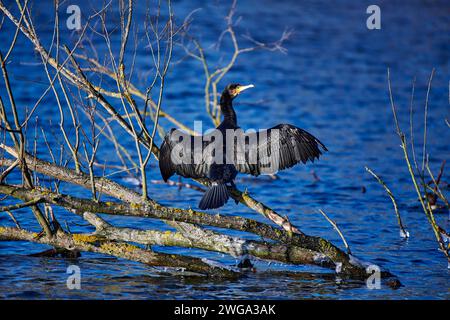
0;0;449;299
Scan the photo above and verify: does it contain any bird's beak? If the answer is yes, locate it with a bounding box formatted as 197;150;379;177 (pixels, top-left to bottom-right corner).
236;84;254;94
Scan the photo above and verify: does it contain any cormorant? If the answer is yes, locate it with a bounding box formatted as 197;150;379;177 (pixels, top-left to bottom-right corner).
159;83;327;210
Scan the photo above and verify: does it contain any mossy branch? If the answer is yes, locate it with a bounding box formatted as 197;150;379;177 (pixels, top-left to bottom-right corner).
0;182;392;279
0;226;238;278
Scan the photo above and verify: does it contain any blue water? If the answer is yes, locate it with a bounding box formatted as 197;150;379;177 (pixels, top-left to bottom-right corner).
0;0;449;299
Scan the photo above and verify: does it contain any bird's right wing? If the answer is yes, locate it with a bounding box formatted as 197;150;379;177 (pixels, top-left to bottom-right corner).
232;124;327;176
159;128;211;181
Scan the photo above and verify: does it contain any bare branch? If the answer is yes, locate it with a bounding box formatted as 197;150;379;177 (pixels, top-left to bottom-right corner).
365;166;409;238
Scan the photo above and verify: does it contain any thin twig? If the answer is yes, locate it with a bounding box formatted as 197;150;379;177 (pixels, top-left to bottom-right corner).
365;166;409;238
318;209;351;255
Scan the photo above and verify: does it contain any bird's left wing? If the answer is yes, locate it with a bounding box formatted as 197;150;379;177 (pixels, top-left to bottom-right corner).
232;124;327;176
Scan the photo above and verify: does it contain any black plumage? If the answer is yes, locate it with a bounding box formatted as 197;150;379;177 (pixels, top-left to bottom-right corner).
159;83;327;210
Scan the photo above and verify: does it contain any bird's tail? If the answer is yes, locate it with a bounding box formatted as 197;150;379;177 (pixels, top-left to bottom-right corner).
198;183;229;210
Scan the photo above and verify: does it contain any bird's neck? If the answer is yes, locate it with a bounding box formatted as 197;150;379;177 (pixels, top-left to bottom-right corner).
220;94;237;126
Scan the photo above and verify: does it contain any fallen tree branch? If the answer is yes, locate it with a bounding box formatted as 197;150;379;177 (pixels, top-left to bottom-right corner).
0;182;387;278
0;226;238;278
82;212;334;268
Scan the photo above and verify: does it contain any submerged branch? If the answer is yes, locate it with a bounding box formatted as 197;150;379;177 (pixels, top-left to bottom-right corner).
83;212;334;268
0;182;385;278
0;226;238;277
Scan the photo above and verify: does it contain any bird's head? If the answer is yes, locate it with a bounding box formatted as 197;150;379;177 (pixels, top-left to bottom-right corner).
223;83;254;100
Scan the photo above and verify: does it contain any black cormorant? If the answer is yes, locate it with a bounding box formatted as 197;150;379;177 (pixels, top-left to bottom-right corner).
159;83;327;210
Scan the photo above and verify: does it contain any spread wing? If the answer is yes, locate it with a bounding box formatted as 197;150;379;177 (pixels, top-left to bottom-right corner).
159;128;214;181
233;124;327;176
